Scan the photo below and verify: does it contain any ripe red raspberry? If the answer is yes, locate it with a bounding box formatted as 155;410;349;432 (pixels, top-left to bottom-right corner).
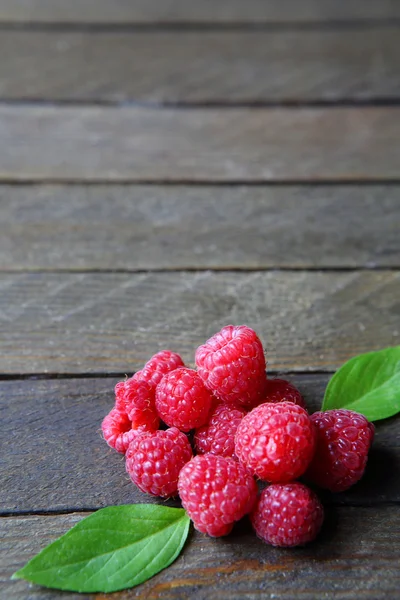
262;378;305;409
123;377;160;431
235;401;315;483
114;380;127;412
305;409;375;492
178;454;257;537
251;483;324;547
155;367;213;431
138;350;185;389
194;403;247;459
125;427;192;498
195;325;267;408
101;407;139;454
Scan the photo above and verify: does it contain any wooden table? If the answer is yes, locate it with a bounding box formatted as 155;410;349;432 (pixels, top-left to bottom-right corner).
1;2;400;598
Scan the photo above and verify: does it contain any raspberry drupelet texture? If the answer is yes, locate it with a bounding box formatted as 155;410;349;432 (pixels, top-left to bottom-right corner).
251;483;324;547
125;427;192;498
114;380;127;412
235;401;315;483
262;378;306;409
155;367;213;432
178;454;258;537
123;377;160;431
101;408;139;454
195;325;268;408
305;409;375;492
137;350;185;389
194;403;247;459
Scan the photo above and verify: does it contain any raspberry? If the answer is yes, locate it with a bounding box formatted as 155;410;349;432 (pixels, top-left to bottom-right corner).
235;401;315;483
262;378;305;409
251;483;324;547
178;454;257;537
125;427;192;498
155;367;213;431
123;377;160;431
138;350;185;389
114;380;127;412
101;408;139;454
194;403;247;459
305;409;375;492
195;325;267;408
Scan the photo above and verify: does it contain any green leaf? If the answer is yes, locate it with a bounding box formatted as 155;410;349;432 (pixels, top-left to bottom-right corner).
322;346;400;421
12;504;190;593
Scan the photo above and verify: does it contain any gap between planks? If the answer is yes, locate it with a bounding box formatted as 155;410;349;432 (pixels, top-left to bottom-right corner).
4;100;400;108
2;179;400;185
1;267;399;273
1;21;400;31
0;369;336;381
2;500;400;519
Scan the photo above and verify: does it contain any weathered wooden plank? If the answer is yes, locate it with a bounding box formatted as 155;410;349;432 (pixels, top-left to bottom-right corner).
0;272;398;374
1;184;399;270
1;29;400;102
0;0;399;24
2;507;400;599
1;106;400;182
1;375;399;513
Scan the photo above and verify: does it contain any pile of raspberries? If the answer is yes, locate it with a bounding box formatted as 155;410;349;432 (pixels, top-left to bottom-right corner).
102;325;374;547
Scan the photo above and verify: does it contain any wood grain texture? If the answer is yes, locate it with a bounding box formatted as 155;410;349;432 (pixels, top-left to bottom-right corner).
0;271;398;374
1;29;400;102
2;506;400;599
1;375;399;513
1;106;400;182
1;184;399;270
0;0;399;24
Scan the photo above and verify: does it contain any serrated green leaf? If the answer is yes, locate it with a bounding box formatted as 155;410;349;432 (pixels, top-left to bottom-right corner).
322;346;400;421
12;504;190;593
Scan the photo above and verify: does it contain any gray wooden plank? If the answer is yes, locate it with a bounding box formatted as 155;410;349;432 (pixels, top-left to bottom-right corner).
1;375;399;513
0;0;399;24
0;272;398;374
1;29;400;102
1;106;400;182
2;506;400;599
1;184;399;270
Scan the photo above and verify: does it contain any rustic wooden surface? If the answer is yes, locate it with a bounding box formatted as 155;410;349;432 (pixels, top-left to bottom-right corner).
2;507;400;600
1;1;399;598
0;0;399;24
1;184;399;270
1;29;400;103
0;271;398;374
2;106;400;182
